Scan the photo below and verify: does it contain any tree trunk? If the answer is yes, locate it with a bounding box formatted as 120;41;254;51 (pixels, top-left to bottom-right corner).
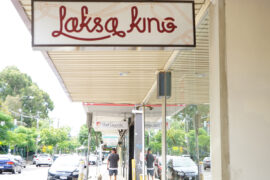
26;145;29;161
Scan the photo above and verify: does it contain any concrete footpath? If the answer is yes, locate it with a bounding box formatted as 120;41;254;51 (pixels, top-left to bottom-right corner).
87;163;124;180
86;163;211;180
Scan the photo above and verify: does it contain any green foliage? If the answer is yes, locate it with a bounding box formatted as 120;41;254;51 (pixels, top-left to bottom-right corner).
172;104;210;130
0;111;13;141
187;128;210;160
167;128;186;155
78;125;102;152
0;66;32;98
40;127;79;154
0;66;54;127
148;130;161;155
147;104;210;159
4;126;37;153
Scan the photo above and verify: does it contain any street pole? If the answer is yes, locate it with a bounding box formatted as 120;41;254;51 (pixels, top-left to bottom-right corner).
86;129;91;180
142;105;145;180
161;71;167;180
18;109;22;126
86;113;93;180
195;112;201;180
20;114;22;125
36;113;40;154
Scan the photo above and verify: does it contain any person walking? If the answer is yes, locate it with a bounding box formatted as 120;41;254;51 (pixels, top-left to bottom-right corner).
107;148;120;180
146;148;155;180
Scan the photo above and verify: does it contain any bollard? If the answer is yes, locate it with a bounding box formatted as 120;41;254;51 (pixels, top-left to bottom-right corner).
78;160;85;180
199;161;204;180
140;174;147;180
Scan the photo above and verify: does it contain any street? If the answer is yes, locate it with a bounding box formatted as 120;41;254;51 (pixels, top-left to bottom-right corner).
0;164;211;180
0;165;49;180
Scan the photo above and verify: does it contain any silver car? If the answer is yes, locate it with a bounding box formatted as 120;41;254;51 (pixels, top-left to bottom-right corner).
14;155;26;168
36;154;53;167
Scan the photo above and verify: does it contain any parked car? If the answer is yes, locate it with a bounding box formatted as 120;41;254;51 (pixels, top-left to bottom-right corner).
0;154;22;174
14;155;26;168
89;155;98;165
33;154;38;164
181;155;191;158
47;155;84;180
53;154;60;161
167;157;198;180
203;157;211;170
36;154;53;167
154;156;175;179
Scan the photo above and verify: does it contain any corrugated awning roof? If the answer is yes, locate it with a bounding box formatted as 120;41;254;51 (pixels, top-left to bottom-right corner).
13;0;210;106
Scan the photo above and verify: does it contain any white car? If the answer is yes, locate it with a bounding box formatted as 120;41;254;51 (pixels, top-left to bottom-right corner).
36;154;53;167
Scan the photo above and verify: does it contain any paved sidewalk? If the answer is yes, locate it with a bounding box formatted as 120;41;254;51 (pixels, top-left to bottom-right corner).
87;163;124;180
87;163;211;180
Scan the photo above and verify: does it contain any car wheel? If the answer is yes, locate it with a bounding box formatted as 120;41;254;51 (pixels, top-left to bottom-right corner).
18;168;22;174
12;169;16;174
0;171;2;174
36;165;39;167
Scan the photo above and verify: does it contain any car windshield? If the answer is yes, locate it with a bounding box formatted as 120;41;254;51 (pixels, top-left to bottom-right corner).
173;158;196;167
53;156;80;167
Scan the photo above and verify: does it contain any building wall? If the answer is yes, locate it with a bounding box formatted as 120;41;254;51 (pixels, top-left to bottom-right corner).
225;0;270;179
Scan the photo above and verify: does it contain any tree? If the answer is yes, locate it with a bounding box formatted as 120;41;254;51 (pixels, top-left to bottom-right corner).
171;104;210;131
40;126;79;154
0;111;13;143
78;125;102;152
0;66;54;127
40;128;59;148
148;130;162;155
187;128;210;160
167;128;186;155
5;127;38;159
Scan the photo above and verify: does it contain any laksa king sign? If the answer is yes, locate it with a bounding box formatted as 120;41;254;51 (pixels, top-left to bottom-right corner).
32;0;195;47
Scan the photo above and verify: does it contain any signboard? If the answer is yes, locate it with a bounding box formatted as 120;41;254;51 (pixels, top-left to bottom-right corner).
102;135;119;147
32;0;195;47
145;122;169;129
95;121;128;130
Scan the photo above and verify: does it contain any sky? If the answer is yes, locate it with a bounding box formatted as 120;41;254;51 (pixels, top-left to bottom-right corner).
0;1;86;136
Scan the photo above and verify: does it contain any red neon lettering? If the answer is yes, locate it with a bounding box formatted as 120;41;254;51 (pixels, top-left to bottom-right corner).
52;5;177;41
127;6;177;34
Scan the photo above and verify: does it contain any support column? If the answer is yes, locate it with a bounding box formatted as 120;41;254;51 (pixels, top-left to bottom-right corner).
161;96;167;180
134;111;144;180
209;1;230;180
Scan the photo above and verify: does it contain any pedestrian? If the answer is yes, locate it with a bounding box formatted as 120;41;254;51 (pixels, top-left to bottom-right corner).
146;148;155;180
107;148;119;180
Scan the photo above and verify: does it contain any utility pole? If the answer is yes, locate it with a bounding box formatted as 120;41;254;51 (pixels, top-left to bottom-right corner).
36;112;40;154
19;109;23;125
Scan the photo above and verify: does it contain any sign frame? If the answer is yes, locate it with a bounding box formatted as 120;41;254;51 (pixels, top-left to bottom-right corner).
32;0;196;47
